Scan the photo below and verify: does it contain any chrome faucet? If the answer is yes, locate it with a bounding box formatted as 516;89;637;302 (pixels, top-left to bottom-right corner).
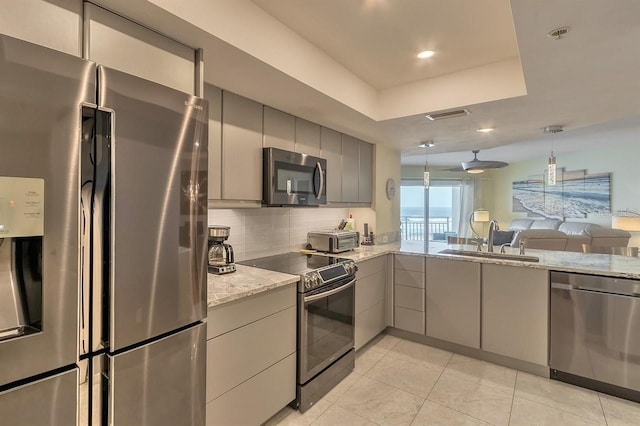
487;220;500;253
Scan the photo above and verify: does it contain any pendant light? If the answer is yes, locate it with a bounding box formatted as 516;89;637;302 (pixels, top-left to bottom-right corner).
548;151;557;186
423;144;430;188
424;160;430;188
543;125;563;186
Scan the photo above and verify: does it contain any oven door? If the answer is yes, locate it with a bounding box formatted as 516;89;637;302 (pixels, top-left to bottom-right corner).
264;147;326;206
299;277;355;384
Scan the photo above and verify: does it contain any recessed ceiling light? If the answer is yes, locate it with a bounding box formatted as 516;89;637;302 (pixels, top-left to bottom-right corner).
419;141;435;148
476;128;494;133
417;50;436;59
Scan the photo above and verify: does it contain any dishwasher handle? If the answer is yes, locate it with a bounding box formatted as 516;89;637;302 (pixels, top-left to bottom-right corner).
551;281;640;297
551;282;575;291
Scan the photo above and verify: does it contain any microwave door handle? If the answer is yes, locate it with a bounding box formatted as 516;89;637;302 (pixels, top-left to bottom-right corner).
315;162;324;199
304;278;355;303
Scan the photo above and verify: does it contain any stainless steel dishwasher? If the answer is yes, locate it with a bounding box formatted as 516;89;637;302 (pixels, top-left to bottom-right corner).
550;271;640;402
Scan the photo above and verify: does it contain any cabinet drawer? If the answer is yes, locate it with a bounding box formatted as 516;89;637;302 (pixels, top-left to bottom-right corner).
355;300;385;350
356;271;385;314
394;285;425;311
207;284;295;339
394;307;425;335
206;306;296;402
357;255;387;278
206;354;296;426
394;254;424;272
394;269;425;289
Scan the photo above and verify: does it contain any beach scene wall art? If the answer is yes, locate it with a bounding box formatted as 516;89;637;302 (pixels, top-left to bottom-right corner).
512;169;611;219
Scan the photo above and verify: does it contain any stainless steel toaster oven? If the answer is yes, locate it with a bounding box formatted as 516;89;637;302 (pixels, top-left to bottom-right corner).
307;230;359;253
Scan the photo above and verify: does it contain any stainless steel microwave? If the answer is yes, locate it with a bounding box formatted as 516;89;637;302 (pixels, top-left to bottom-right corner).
263;147;327;206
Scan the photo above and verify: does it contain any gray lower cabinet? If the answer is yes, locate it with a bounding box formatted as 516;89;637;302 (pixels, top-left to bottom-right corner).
221;91;263;201
393;254;425;335
320;127;342;202
482;264;549;366
355;255;388;349
206;284;296;425
426;258;480;348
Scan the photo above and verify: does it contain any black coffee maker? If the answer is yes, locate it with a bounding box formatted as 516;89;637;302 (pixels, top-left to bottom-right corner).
208;225;236;275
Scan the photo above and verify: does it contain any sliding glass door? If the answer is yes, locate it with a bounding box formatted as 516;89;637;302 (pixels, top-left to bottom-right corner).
400;180;463;242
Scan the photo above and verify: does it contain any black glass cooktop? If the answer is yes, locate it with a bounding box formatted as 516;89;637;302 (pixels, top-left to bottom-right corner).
237;252;346;276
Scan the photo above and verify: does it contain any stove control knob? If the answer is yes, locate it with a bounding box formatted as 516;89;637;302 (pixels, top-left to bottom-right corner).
303;276;312;289
345;262;354;274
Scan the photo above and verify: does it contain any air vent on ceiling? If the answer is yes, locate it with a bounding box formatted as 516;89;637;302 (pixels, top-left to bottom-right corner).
547;27;570;40
425;109;470;121
543;125;564;134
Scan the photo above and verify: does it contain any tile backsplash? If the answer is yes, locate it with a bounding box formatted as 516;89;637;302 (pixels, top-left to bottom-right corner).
208;208;349;261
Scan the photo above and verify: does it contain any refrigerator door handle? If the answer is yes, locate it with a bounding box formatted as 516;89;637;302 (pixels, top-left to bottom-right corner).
92;107;113;351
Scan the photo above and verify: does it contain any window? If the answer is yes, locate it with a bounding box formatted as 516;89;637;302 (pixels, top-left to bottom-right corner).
400;179;464;242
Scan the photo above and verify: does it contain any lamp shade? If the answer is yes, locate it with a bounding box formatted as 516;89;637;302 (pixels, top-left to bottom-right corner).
473;209;490;222
612;216;640;231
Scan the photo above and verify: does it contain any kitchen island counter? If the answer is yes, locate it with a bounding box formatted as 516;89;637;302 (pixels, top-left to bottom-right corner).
337;240;640;279
207;265;298;308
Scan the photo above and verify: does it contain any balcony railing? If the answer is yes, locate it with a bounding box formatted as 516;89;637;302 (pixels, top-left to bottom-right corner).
401;216;456;241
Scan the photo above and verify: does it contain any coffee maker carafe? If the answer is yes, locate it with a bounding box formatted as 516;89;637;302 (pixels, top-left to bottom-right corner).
208;225;236;274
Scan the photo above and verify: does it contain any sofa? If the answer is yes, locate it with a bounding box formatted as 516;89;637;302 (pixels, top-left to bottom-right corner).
504;219;631;252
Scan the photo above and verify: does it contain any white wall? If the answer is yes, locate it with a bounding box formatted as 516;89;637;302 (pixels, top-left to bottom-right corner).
485;145;640;232
208;207;348;261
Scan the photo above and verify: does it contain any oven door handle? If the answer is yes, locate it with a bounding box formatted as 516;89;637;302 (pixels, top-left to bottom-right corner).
304;278;355;303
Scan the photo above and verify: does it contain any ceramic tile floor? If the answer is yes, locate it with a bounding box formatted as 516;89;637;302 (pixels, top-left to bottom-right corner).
264;333;640;426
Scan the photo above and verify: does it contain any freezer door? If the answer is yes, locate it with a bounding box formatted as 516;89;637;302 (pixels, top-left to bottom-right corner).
0;368;78;425
0;34;95;386
108;322;206;426
98;66;208;350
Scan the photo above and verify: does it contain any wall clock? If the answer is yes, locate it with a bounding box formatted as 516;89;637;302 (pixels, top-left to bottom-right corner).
385;178;396;200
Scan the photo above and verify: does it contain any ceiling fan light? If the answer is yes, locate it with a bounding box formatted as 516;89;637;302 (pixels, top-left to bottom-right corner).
460;150;508;173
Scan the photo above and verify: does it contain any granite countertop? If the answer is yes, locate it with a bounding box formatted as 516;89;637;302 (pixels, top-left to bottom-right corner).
341;240;640;280
207;241;640;308
207;265;298;308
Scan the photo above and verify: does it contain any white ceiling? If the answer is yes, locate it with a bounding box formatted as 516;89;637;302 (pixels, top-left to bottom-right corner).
249;0;640;166
103;0;640;168
251;0;519;89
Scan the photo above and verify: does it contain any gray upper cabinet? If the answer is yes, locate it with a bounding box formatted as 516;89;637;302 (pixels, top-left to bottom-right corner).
263;106;295;151
341;134;360;202
222;91;263;201
205;85;222;200
1;0;82;56
358;140;373;203
295;118;321;157
85;3;194;94
320;127;343;203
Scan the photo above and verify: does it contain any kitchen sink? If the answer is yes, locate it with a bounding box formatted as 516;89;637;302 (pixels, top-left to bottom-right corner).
438;249;540;262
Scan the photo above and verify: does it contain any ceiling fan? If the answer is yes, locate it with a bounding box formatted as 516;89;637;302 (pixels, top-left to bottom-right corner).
459;150;509;174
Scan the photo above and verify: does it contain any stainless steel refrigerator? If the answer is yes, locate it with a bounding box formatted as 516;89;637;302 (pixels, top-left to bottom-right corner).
0;34;208;425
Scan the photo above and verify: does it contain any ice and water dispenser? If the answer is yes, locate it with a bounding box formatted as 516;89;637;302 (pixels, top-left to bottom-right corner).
0;176;44;341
